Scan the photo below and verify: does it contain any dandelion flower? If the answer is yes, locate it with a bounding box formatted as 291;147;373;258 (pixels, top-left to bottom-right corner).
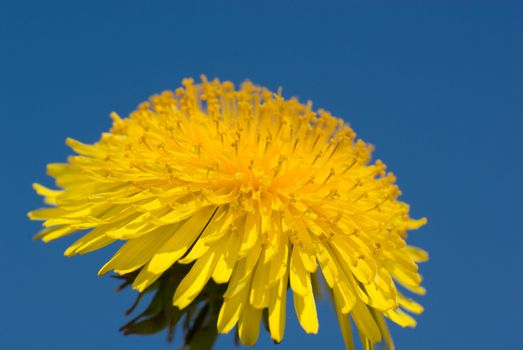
29;77;428;349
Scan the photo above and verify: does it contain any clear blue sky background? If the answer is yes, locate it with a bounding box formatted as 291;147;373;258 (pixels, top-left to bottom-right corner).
1;1;521;349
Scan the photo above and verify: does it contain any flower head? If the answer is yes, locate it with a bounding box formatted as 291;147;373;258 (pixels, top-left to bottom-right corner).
30;77;427;348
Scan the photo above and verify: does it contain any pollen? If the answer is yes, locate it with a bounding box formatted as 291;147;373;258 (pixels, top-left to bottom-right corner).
29;76;428;349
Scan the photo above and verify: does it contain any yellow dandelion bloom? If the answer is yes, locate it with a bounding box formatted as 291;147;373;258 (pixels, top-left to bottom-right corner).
29;77;427;349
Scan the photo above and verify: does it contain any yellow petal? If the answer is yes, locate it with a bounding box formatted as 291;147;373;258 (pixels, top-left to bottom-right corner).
212;232;240;283
64;227;114;256
290;246;309;296
46;163;84;187
290;249;319;334
390;265;422;290
32;183;61;205
155;201;211;225
33;225;76;242
132;207;216;291
218;259;250;333
330;245;372;305
404;217;427;230
179;206;235;264
268;258;289;343
332;289;355;350
98;226;173;275
104;213;154;239
351;301;382;343
29;207;69;220
364;269;397;311
249;249;271;308
385;308;417;328
333;281;356;314
177;237;211;265
405;246;429;263
196;205;230;233
239;211;259;256
225;243;261;299
350;256;377;285
268;237;289;287
172;241;222;309
398;292;424;314
371;309;395;350
66;137;107;157
316;243;340;288
217;292;245;333
298;247;318;273
238;302;262;346
293;282;319;334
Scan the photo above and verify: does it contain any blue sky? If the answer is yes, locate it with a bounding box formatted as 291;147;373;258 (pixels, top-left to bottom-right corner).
1;1;521;349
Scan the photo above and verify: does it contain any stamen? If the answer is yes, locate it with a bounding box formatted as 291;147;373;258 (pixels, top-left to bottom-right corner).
322;168;335;184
